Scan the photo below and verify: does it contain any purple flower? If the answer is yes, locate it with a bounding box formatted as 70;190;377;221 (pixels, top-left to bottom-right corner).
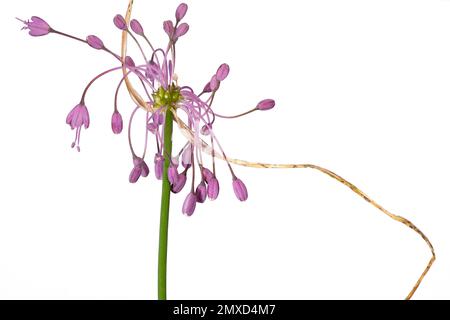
209;75;220;91
66;103;90;152
196;182;207;203
232;178;248;202
202;167;214;183
175;23;189;39
18;16;51;37
256;99;276;111
147;123;158;134
176;3;188;21
172;172;187;194
163;20;175;38
130;19;144;36
207;177;220;201
66;103;90;130
129;157;149;184
182;193;197;216
216;64;230;81
113;14;127;30
86;35;104;50
111;111;123;134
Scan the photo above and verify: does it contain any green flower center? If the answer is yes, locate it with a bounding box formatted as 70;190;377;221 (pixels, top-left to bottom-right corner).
152;84;182;109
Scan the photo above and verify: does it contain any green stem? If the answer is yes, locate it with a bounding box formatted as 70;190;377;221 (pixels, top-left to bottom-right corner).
158;109;174;300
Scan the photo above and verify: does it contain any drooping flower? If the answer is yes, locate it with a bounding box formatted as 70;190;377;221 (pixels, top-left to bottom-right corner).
111;110;123;134
20;2;275;215
129;157;149;184
207;177;220;201
196;182;207;204
182;193;197;216
172;171;187;194
232;178;249;202
66;103;90;152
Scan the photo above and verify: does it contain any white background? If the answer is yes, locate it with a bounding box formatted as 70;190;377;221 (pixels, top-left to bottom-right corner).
1;0;449;300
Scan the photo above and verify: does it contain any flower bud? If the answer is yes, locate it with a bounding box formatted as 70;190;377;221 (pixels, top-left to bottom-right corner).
113;14;127;30
142;163;150;179
172;173;187;194
125;56;135;68
203;82;212;93
233;178;248;202
129;157;149;183
202;167;214;183
163;20;174;38
154;112;165;125
154;154;164;180
111;111;123;134
182;193;197;216
129;166;142;184
256;99;275;111
210;75;220;91
175;23;189;38
196;182;207;203
147;123;158;134
86;35;104;50
176;3;188;21
130;19;144;36
216;64;230;81
207;177;220;201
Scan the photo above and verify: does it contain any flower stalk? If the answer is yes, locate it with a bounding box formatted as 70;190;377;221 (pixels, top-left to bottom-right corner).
158;109;174;300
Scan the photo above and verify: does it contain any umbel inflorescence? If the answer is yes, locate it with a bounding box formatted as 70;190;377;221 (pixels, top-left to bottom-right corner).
19;4;275;216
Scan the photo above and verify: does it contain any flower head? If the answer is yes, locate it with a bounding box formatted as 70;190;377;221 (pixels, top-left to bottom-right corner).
21;3;275;215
